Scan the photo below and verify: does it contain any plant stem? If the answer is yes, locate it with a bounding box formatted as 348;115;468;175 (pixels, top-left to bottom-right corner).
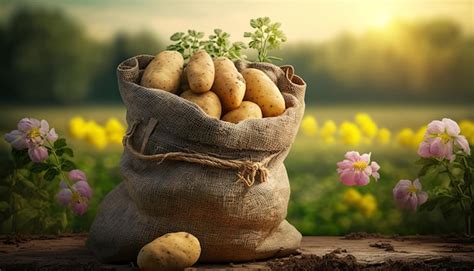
46;140;72;189
447;167;471;235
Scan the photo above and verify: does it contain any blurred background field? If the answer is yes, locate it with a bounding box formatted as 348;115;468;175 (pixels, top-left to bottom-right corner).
1;105;473;235
0;0;473;236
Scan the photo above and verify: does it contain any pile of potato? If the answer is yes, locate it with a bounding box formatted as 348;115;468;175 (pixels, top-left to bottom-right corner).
140;50;286;123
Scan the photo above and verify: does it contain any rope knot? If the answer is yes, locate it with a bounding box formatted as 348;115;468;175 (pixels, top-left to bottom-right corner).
236;161;269;187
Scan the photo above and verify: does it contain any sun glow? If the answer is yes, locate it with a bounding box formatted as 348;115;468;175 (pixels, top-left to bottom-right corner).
371;12;392;28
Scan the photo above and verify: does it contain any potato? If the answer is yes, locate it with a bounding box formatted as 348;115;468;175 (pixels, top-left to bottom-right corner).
222;101;262;124
211;57;246;112
187;50;214;93
180;90;222;119
137;232;201;271
242;68;286;117
141;51;184;93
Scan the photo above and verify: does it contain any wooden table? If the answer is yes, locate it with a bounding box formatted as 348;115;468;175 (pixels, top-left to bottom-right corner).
1;234;473;270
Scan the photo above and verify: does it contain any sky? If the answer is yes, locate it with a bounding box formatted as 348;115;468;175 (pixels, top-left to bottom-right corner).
0;0;473;43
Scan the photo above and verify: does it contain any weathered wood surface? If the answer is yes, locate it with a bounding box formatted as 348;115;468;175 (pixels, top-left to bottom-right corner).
0;234;473;270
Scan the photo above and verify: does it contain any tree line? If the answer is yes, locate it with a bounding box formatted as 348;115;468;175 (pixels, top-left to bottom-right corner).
0;7;472;105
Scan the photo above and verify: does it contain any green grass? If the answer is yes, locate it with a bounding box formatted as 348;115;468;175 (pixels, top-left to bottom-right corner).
0;104;472;235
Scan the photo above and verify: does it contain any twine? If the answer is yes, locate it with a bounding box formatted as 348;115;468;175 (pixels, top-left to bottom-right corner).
124;135;269;187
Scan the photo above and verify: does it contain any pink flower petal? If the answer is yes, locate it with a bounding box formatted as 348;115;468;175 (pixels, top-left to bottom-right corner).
413;179;422;191
57;188;72;206
18;118;40;132
340;169;356;186
59;180;68;189
28;146;48;163
359;153;371;163
337;160;353;170
73;181;92;199
68;169;87;182
370;161;380;172
429;137;447;158
371;171;380;180
417;191;428;206
354;171;370;186
394;187;409;199
442;118;460;136
40;120;50;136
344;151;361;162
417;141;432;158
455;135;471;155
426;120;445;135
407;194;418;211
4;130;28;150
47;128;58;142
71;200;88;215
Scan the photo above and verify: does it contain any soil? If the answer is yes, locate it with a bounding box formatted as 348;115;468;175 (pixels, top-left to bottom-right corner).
369;241;395;251
1;234;473;270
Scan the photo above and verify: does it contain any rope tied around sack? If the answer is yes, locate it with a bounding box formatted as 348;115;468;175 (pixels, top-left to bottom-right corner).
123;124;270;187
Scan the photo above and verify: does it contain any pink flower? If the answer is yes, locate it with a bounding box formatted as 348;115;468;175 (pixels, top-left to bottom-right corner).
68;169;87;182
337;151;380;186
73;181;92;199
57;188;72;206
57;177;91;215
28;146;48;163
393;179;428;211
4;118;58;163
71;200;88;216
418;118;471;161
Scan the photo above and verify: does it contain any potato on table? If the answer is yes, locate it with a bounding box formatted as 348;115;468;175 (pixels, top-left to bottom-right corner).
222;101;262;124
187;50;214;93
181;90;222;119
242;68;286;117
137;232;201;271
211;57;246;112
141;51;184;93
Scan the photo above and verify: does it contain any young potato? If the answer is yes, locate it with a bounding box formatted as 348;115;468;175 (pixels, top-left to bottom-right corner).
242;68;286;117
141;51;184;93
222;101;262;124
211;57;246;112
137;232;201;271
180;90;222;119
187;50;214;93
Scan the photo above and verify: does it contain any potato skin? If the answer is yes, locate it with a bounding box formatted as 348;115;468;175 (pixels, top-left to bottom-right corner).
180;90;222;119
211;57;246;112
187;50;214;93
242;68;286;117
222;101;262;124
137;232;201;271
141;51;184;93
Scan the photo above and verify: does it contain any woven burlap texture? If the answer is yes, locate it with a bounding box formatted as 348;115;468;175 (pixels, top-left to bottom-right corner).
86;55;307;263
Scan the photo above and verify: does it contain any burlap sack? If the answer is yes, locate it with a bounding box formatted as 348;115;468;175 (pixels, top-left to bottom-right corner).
86;55;307;263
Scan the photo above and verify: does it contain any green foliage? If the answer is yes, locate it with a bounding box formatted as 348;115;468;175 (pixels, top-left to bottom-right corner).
416;151;474;235
166;30;205;60
1;7;101;104
0;137;80;234
167;28;246;60
244;17;287;62
201;29;247;60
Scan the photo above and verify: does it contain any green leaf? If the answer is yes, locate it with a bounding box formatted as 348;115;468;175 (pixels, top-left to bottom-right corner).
61;160;76;171
12;148;30;168
31;162;50;173
62;148;74;157
54;138;67;149
20;178;36;190
250;19;258;28
0;201;9;212
44;168;59;181
170;32;184;41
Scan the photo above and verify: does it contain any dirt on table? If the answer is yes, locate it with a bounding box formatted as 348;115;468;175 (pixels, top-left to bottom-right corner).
1;234;474;270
